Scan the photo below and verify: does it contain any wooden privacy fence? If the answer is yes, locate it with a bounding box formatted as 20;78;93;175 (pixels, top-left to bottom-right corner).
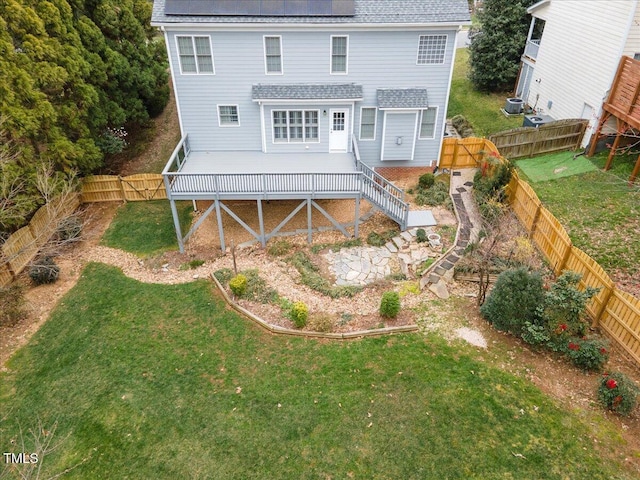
489;119;588;159
507;169;640;365
0;194;80;287
439;137;489;169
80;173;167;202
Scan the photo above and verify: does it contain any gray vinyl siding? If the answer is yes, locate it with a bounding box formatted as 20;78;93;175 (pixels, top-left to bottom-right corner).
382;112;417;161
167;28;456;167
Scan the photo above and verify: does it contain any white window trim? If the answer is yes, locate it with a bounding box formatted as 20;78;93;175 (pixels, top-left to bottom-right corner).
175;35;215;75
416;34;447;65
330;35;349;75
217;105;240;127
418;107;438;139
271;109;320;144
264;35;283;75
359;106;377;141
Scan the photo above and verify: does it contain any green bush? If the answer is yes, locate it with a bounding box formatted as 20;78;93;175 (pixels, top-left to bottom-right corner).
415;228;428;243
597;372;640;416
543;271;599;338
480;268;545;337
229;274;247;297
380;291;401;319
418;173;435;189
566;337;609;372
290;301;309;328
366;230;398;247
521;321;551;347
0;283;26;327
29;257;60;285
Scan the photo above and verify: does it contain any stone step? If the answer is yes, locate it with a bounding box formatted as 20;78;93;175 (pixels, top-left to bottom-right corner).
400;231;413;242
385;241;398;253
392;236;406;249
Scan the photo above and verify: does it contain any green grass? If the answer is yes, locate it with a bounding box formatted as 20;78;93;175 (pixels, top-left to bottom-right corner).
0;263;634;479
100;200;192;256
449;49;523;137
519;152;640;274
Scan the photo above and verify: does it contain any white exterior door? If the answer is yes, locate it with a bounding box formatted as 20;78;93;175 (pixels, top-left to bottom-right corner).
329;109;349;152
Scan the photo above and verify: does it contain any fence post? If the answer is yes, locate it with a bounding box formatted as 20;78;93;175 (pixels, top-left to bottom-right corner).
556;243;573;275
452;141;459;170
118;176;128;202
528;202;542;239
592;281;615;329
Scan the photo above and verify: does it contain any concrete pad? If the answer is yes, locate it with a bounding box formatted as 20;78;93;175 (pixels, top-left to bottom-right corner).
406;210;437;228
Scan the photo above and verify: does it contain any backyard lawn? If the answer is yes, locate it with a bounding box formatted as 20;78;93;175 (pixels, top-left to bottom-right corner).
0;262;634;479
516;151;640;285
448;48;523;137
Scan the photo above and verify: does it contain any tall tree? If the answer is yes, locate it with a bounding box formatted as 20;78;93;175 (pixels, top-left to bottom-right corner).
468;0;535;92
0;0;168;235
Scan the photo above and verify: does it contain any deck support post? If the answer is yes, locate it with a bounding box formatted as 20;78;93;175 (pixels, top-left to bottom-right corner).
214;199;225;252
354;195;360;238
169;199;185;253
307;197;313;244
257;199;266;248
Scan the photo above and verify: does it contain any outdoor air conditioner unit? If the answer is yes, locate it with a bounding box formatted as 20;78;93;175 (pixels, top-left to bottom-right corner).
504;97;524;114
523;114;554;128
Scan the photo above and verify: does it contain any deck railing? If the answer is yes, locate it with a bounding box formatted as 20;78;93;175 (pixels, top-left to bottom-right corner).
523;38;540;60
163;134;409;229
352;136;409;229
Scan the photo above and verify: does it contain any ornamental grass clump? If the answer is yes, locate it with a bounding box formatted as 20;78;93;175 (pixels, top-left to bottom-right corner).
597;372;640;416
380;291;400;319
290;301;308;328
229;273;247;297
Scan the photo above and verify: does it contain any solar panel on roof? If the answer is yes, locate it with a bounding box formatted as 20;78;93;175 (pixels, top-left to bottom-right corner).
164;0;355;16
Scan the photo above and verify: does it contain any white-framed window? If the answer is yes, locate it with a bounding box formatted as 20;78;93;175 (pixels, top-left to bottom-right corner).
272;110;319;143
264;36;283;74
176;35;214;74
330;35;348;74
417;35;447;64
218;105;239;127
359;107;377;140
419;107;437;139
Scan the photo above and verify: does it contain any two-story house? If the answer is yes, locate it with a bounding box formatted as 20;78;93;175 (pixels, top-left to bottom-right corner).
515;0;640;147
151;0;470;251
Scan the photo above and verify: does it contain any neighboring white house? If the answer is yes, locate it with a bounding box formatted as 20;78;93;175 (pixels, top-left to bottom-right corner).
516;0;640;146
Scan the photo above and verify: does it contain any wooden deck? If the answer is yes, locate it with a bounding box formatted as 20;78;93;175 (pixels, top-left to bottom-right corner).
162;135;410;251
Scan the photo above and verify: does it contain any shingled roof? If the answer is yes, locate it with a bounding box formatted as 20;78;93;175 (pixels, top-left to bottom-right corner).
377;88;429;109
152;0;471;25
252;84;363;100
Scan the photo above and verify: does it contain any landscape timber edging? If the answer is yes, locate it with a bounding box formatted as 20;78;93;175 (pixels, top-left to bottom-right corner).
210;273;419;339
